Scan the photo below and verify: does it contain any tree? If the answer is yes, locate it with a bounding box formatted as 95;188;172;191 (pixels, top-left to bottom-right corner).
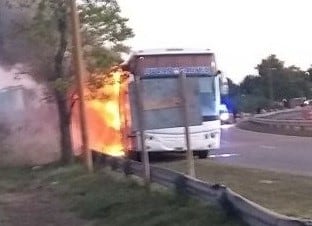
237;75;270;112
237;55;312;112
1;0;134;164
306;66;312;82
255;55;285;101
256;54;284;77
79;0;134;72
79;0;133;50
240;75;263;96
227;78;240;97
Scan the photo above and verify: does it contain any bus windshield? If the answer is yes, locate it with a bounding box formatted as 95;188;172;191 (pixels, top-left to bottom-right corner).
198;77;218;120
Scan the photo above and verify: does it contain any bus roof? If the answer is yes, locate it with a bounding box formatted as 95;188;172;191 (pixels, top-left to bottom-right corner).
120;48;215;70
132;48;214;56
120;48;213;66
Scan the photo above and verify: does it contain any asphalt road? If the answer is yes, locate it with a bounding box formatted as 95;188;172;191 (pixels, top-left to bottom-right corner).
209;125;312;176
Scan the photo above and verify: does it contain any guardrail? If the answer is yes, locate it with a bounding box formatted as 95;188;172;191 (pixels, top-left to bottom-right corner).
249;117;312;130
248;108;312;131
239;108;301;120
253;108;302;119
98;154;312;226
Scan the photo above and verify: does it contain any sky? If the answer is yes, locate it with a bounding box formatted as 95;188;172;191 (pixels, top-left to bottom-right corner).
117;0;312;83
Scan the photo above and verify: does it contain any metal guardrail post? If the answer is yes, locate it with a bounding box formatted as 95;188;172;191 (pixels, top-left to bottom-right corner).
179;72;196;178
134;76;151;186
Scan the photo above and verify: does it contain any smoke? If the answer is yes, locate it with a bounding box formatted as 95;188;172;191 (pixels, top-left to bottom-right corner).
0;66;37;89
0;1;57;99
0;65;61;166
0;1;29;64
0;1;41;107
0;2;61;166
0;1;56;81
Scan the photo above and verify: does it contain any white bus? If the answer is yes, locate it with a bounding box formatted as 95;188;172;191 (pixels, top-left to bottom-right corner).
122;48;227;159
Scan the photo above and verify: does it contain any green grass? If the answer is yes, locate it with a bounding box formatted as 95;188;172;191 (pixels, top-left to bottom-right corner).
0;167;35;192
156;159;312;219
0;164;246;226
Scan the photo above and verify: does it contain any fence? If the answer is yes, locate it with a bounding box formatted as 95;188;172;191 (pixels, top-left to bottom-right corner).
249;108;302;118
249;117;312;130
98;154;312;226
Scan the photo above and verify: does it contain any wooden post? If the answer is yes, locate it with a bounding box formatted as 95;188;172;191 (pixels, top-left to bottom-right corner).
70;0;93;172
179;73;195;177
134;76;150;184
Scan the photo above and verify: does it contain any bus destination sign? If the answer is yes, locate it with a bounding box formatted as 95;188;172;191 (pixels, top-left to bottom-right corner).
143;66;213;76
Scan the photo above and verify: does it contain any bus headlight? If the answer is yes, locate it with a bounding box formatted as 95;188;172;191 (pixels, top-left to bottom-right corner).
210;132;216;138
205;132;217;139
145;135;154;140
220;112;230;121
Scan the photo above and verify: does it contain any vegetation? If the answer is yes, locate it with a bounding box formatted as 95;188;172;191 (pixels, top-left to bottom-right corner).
0;0;134;163
157;159;312;219
0;165;246;226
226;55;312;113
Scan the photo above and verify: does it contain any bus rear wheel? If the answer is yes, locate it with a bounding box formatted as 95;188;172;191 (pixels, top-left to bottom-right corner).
126;151;141;162
198;150;209;159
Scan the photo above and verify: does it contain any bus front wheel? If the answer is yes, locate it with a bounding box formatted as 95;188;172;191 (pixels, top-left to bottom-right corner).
126;151;141;162
197;150;209;159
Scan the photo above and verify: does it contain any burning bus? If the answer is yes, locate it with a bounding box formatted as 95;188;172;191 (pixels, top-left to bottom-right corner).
121;48;227;159
71;48;227;159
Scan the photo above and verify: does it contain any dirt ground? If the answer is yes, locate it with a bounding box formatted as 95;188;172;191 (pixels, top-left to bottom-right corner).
0;188;91;226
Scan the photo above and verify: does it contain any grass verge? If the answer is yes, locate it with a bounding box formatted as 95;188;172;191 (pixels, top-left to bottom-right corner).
0;164;246;226
156;159;312;219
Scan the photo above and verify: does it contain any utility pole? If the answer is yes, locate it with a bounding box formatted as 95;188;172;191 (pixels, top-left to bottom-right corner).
268;68;274;105
179;72;195;177
135;76;151;185
70;0;93;172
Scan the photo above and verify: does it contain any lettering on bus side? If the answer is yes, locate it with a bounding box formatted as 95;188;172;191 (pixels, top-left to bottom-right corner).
143;66;213;76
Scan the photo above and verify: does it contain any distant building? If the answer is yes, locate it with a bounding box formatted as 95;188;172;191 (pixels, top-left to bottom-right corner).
0;86;27;113
0;84;60;166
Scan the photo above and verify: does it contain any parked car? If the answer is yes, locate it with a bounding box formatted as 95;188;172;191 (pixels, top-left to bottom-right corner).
302;102;312;120
303;99;312;106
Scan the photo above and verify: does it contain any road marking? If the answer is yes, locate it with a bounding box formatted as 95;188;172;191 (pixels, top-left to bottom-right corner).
259;180;274;184
209;153;239;158
260;145;276;150
221;124;235;129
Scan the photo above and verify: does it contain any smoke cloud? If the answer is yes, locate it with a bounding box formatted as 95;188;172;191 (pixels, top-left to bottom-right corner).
0;3;61;166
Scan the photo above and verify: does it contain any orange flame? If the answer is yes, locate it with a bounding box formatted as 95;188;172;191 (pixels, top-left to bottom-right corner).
71;67;131;157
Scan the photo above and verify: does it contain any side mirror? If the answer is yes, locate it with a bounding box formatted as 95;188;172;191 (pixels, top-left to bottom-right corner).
216;70;222;76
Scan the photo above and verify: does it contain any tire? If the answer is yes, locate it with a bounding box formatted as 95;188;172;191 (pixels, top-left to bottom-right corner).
198;150;209;159
126;151;141;162
92;151;105;163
